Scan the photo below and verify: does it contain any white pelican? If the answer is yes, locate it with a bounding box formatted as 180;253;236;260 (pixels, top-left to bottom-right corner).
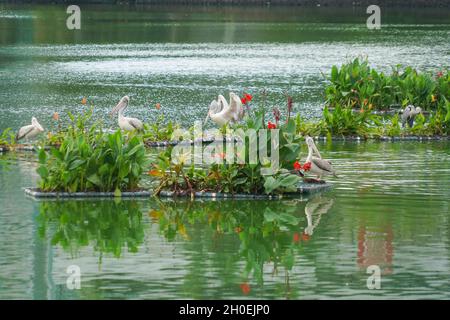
304;136;337;182
16;117;45;141
110;96;143;131
401;105;422;128
204;92;244;126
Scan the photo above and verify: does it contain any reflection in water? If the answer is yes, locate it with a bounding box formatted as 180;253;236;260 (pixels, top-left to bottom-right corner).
2;140;450;298
149;196;334;297
357;225;394;276
304;196;334;237
37;200;144;260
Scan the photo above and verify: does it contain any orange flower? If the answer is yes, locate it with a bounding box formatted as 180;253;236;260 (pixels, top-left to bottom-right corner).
52;112;59;121
81;97;87;105
235;226;243;233
148;169;161;177
363;98;368;106
215;152;226;159
293;232;300;243
155;103;161;110
240;283;251;295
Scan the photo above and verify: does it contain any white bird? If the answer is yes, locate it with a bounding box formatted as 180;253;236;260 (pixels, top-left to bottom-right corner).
204;92;244;127
16;117;45;141
304;136;337;182
401;105;422;128
110;96;143;131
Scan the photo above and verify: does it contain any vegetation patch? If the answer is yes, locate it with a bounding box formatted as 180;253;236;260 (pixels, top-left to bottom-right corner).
36;111;149;194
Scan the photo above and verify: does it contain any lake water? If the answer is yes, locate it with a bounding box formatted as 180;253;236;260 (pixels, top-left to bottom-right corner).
0;4;449;300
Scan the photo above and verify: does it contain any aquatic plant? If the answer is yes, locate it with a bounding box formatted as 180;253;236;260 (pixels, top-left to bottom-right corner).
325;57;449;111
150;97;303;195
37;112;149;193
142;114;179;143
323;104;383;137
0;128;15;147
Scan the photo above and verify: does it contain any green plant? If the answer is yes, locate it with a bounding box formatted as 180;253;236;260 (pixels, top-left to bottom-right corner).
0;128;15;147
37;112;149;193
150;97;304;196
142;114;180;142
320;104;381;137
325;57;449;111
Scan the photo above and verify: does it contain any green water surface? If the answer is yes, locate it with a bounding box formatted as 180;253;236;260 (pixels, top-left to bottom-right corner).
0;5;449;299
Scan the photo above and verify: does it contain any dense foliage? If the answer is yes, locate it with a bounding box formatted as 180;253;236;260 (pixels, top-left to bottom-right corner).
37;111;149;193
150;103;304;196
0;128;15;147
325;57;449;111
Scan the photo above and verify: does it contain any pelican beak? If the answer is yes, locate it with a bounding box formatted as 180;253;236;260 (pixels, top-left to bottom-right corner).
110;99;126;117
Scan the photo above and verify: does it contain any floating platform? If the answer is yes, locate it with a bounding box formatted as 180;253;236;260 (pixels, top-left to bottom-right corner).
158;182;332;199
145;136;241;148
24;187;152;199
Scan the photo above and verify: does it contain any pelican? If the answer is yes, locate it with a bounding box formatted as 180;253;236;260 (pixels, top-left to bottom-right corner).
204;92;244;126
401;105;422;128
304;136;337;182
304;196;334;236
110;96;143;131
16;117;45;141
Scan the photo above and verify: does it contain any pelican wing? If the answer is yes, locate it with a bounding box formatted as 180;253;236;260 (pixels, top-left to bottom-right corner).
311;156;335;175
16;125;34;141
128;118;143;130
401;106;413;126
209;99;222;115
218;95;229;112
229;93;243;122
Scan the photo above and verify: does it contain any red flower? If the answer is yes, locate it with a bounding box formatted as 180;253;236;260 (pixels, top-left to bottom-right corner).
244;93;253;102
293;160;302;171
240;283;251;295
267;121;276;129
302;162;312;171
293;232;300;243
241;97;247;104
437;71;443;78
